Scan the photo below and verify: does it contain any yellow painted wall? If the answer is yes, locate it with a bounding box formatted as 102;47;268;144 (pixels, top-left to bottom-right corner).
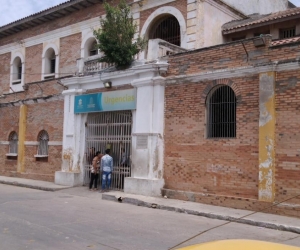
258;72;276;202
17;105;27;173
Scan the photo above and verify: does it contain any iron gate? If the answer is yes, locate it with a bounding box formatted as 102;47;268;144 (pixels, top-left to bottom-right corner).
84;111;132;190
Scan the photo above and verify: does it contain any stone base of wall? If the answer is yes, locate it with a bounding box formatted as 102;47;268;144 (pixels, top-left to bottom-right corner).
162;188;300;218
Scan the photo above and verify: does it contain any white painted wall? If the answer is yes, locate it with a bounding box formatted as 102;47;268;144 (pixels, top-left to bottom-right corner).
222;0;288;15
201;1;242;48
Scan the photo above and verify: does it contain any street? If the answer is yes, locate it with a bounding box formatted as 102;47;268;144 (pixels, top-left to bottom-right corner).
0;184;299;250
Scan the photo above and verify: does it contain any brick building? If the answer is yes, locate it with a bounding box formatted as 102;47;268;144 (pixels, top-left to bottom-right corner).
0;0;300;216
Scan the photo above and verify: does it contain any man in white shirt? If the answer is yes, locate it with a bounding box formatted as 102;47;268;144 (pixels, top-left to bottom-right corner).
100;149;113;192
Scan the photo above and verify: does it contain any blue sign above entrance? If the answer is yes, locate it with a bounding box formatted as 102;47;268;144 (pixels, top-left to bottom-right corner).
74;89;136;114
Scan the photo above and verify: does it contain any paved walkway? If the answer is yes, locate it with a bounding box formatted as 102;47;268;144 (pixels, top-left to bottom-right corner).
0;176;70;191
102;191;300;235
1;176;300;235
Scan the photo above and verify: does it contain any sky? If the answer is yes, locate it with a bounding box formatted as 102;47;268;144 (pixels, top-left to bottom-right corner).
0;0;300;27
0;0;67;27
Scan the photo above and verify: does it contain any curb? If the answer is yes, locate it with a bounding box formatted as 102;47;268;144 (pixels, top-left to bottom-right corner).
0;180;70;192
102;194;300;235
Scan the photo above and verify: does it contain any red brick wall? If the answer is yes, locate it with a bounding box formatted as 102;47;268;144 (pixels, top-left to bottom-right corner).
0;106;20;176
22;101;63;181
25;44;43;83
275;69;300;202
60;33;81;77
164;76;259;199
0;52;11;94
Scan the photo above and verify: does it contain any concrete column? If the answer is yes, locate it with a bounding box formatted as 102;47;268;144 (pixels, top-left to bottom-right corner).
258;72;276;202
55;89;87;186
124;76;166;196
17;105;27;173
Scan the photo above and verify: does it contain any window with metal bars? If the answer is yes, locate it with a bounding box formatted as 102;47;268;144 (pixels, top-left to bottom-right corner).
150;15;181;46
279;27;296;39
50;58;56;74
206;85;237;138
8;132;18;154
37;130;49;156
89;40;98;56
17;65;22;80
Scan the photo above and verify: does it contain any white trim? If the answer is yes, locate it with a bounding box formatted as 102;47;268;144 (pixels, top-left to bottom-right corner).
140;6;187;59
48;141;63;146
6;153;18;157
166;61;300;83
0;17;101;55
42;40;60;80
24;141;61;146
10;49;26;93
0;141;9;145
34;155;48;158
204;0;244;19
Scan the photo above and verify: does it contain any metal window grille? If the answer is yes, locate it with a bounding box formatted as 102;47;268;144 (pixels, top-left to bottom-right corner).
280;27;296;39
150;16;181;46
37;130;49;156
84;111;132;190
50;58;56;74
89;41;98;56
206;85;237;138
9;132;18;154
17;65;22;80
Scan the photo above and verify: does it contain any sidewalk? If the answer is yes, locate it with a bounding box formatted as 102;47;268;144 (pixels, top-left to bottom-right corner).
102;191;300;235
1;176;300;235
0;176;70;191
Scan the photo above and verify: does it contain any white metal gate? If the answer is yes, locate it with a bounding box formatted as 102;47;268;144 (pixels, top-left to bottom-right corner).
84;111;132;190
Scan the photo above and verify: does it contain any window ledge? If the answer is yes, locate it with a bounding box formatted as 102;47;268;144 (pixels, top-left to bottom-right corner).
44;73;55;79
6;153;18;156
34;155;48;158
12;80;21;85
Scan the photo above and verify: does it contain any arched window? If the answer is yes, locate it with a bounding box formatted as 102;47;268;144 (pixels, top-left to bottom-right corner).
12;57;22;84
206;85;237;138
44;48;56;79
89;40;98;56
150;15;180;46
83;37;99;58
37;130;49;156
8;132;18;154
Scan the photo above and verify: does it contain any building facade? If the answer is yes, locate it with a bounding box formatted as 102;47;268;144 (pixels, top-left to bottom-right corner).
1;0;300;216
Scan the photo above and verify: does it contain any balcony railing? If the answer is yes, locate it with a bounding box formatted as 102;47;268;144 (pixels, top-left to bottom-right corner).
146;39;188;60
78;39;188;74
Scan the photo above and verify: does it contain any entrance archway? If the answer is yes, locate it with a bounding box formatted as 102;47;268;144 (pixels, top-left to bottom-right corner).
84;111;132;190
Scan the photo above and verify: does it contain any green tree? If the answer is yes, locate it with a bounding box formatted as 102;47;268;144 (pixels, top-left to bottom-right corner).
94;0;147;68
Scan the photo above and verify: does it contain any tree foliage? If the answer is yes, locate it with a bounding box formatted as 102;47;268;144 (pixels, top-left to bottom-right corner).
94;0;147;68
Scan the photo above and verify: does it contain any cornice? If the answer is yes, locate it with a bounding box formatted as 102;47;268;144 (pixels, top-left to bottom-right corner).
166;61;300;84
0;17;100;55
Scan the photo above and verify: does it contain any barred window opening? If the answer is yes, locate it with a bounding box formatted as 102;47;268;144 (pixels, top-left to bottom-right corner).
89;40;98;56
279;27;296;39
150;16;180;46
37;130;49;156
9;132;18;154
50;57;56;74
206;85;237;138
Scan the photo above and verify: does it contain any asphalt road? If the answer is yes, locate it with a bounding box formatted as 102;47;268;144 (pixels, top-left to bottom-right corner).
0;184;299;250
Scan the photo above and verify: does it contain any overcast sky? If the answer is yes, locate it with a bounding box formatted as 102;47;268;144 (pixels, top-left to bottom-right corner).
0;0;300;27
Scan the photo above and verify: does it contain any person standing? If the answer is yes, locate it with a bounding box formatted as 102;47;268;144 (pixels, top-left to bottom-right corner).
89;151;102;191
100;149;113;192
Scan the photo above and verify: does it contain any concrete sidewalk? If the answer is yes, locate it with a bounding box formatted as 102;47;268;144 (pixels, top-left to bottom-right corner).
1;176;300;235
0;176;70;191
102;191;300;235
